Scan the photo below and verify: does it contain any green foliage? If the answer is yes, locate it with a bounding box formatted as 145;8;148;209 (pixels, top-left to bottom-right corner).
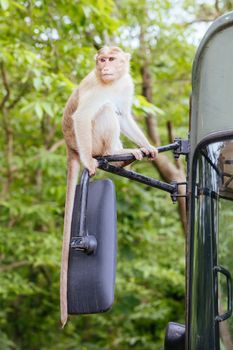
0;0;216;349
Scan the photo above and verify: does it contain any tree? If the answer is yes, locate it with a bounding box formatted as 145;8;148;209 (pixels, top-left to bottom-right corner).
2;1;231;349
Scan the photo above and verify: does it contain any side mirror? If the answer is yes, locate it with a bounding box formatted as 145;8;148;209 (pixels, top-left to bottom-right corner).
67;170;117;314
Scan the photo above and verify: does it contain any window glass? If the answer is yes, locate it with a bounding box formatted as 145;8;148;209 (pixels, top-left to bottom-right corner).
215;141;233;349
191;139;233;349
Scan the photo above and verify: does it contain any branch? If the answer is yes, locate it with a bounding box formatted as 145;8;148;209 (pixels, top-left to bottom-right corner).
0;260;30;272
0;61;10;110
184;8;224;27
184;18;214;26
47;139;65;153
85;30;102;50
215;0;221;14
139;30;187;232
8;83;29;109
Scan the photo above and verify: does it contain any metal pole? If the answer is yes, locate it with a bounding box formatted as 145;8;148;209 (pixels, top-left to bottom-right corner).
98;163;176;194
95;141;180;164
77;168;89;237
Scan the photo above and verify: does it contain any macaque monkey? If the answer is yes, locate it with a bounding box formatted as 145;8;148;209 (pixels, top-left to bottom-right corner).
60;46;158;327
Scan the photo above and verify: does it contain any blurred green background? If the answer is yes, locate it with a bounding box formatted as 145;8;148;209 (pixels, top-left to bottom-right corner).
1;1;233;349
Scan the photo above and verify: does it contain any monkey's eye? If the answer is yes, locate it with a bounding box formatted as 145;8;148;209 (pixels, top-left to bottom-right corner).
109;57;116;61
99;57;106;63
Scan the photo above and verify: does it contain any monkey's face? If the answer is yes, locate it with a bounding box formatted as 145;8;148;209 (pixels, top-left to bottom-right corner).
96;52;130;83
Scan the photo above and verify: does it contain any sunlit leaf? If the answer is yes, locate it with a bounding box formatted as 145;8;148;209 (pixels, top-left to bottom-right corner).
35;102;43;119
42;102;53;117
33;77;42;90
0;0;9;11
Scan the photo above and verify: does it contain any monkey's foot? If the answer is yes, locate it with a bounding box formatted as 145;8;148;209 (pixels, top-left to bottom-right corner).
85;158;99;176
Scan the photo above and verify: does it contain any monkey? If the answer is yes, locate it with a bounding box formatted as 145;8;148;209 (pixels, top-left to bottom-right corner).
60;46;158;327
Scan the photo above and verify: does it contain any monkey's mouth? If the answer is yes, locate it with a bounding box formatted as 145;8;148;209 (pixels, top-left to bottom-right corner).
102;73;114;77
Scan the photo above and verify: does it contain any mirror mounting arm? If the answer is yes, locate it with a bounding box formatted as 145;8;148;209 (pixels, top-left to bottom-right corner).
98;161;177;195
96;139;189;203
70;169;98;255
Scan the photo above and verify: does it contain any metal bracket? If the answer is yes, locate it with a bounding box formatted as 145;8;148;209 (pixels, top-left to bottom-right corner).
71;235;98;255
69;139;189;253
170;182;188;203
70;169;97;255
98;160;177;195
95;138;189;203
173;138;190;159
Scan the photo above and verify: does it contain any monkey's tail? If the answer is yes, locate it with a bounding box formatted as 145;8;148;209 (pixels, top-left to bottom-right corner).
60;148;80;328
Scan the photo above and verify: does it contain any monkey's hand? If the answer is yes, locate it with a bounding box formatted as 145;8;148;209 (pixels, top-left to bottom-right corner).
130;149;144;160
140;145;158;160
85;158;99;176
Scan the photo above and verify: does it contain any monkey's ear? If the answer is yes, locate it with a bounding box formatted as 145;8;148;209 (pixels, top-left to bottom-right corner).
125;53;131;61
94;54;98;61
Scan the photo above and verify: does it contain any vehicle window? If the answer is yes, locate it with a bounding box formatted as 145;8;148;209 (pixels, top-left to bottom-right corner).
203;140;233;349
219;193;233;349
190;139;233;350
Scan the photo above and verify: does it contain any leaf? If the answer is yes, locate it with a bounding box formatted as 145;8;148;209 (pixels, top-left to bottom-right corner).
42;102;53;117
59;74;76;89
33;77;42;91
12;1;26;11
35;102;43;119
134;95;165;116
43;76;51;88
20;101;35;114
0;0;9;10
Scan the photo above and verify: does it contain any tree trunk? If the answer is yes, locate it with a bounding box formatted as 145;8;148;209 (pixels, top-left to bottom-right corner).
0;63;13;197
220;321;233;350
139;32;187;233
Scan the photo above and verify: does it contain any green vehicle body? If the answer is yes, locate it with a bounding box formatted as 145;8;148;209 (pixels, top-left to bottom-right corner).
187;11;233;350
